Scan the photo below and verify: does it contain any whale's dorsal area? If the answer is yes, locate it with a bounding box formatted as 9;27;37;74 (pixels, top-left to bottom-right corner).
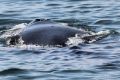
18;19;87;46
6;19;110;46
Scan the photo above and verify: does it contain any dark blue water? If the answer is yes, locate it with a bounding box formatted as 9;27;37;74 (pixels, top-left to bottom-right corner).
0;0;120;80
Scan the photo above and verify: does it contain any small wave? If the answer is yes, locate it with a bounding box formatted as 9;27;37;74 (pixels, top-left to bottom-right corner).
95;19;120;25
0;19;30;25
46;3;61;6
67;0;86;2
95;20;113;25
0;68;26;75
57;69;96;74
96;63;119;71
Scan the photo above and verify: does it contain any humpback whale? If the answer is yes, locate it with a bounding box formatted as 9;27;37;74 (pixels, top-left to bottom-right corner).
4;19;110;46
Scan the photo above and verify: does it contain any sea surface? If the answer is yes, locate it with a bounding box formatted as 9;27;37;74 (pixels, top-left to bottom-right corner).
0;0;120;80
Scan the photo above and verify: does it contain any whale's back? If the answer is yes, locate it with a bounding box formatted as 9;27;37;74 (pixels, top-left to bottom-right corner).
20;19;85;46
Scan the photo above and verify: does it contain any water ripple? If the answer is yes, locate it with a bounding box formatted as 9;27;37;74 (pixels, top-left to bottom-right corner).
0;0;120;80
0;68;27;76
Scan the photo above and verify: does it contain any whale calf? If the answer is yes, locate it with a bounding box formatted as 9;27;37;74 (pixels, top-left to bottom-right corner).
5;19;110;46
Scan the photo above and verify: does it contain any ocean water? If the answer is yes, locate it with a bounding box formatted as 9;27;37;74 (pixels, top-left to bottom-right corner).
0;0;120;80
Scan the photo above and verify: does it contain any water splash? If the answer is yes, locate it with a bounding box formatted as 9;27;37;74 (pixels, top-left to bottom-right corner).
0;23;27;46
0;23;27;39
66;30;111;46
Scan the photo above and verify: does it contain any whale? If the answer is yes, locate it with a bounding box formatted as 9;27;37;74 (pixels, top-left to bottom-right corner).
6;19;110;46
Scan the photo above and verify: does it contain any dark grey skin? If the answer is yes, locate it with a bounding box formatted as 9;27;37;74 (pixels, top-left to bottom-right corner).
7;19;109;46
9;19;107;46
18;19;88;46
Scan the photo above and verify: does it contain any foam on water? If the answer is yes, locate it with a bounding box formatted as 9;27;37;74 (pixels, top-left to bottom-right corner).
66;30;111;45
0;23;27;39
0;23;27;46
